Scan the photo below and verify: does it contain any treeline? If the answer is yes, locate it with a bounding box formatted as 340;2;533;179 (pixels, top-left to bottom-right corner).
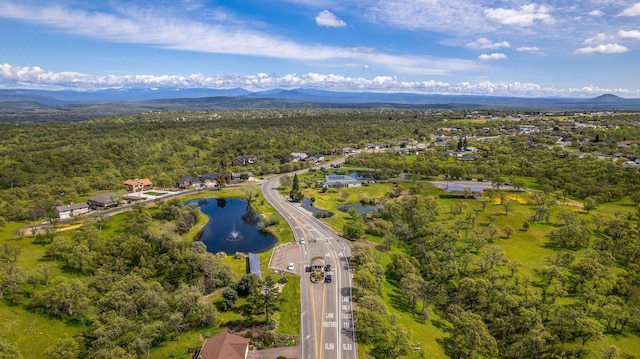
350;189;640;358
346;134;640;203
0;109;447;222
1;199;231;357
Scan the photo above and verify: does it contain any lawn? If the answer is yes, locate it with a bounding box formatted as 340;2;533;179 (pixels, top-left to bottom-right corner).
0;304;83;358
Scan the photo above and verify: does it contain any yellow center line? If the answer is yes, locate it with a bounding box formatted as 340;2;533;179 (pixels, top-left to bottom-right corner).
318;281;327;359
286;211;315;358
310;282;318;359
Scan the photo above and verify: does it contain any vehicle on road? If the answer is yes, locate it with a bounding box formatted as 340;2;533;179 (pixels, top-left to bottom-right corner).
287;262;295;271
325;264;331;272
325;274;332;283
299;238;305;244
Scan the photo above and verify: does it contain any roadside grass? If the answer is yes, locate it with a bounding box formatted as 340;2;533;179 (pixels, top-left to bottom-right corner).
275;276;301;336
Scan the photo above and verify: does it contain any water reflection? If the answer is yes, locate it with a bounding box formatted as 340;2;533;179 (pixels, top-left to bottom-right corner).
190;198;276;254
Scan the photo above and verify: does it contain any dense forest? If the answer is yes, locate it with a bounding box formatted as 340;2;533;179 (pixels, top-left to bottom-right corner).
1;108;640;358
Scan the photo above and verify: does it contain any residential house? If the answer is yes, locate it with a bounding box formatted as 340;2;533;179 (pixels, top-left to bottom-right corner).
458;153;478;161
54;203;90;219
444;185;484;198
200;173;221;188
291;152;308;161
618;141;633;148
322;174;362;188
192;332;250;359
177;176;200;188
231;155;257;166
124;178;153;193
231;172;256;182
309;154;325;163
88;193;119;208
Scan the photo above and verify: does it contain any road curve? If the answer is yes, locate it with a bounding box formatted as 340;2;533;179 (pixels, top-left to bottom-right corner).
261;158;357;359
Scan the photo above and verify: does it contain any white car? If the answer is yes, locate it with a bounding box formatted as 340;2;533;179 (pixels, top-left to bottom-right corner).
287;263;295;271
299;238;305;244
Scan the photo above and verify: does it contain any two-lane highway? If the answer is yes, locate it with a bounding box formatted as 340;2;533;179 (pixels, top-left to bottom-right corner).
261;169;357;359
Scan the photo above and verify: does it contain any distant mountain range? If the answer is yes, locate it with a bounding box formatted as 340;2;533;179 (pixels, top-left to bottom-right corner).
1;88;639;121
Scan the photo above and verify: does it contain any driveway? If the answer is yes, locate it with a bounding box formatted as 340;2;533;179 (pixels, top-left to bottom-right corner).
249;345;300;359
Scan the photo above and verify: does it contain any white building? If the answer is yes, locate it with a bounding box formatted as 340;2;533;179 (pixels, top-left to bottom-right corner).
54;203;90;219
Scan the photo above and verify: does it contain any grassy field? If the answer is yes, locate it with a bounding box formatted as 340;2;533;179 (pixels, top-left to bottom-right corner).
0;304;84;358
292;176;640;359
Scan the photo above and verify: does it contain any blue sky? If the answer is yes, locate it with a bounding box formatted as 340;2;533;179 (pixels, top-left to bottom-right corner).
1;0;639;97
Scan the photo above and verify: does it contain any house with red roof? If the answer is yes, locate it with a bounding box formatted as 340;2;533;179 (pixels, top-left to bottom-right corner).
192;332;250;359
124;178;153;193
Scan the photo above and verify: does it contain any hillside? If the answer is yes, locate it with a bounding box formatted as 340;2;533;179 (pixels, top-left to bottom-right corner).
1;89;639;122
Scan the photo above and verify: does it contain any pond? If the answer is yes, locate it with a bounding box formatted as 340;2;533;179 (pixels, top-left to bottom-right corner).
338;202;383;215
190;198;277;254
302;198;329;216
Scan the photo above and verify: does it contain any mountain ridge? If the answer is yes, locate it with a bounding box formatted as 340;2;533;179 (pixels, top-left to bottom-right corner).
1;88;639;122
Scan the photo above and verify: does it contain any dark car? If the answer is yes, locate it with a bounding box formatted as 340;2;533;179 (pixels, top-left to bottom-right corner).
325;274;332;283
325;264;331;272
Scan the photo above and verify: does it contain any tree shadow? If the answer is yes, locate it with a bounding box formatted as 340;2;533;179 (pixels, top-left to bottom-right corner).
387;287;428;324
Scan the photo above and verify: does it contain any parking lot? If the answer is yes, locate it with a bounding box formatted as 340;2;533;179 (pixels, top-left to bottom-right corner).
269;242;302;275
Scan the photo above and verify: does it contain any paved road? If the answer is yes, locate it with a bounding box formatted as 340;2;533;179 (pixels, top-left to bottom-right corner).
261;158;357;359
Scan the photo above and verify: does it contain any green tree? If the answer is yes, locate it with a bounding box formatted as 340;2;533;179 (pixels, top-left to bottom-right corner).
444;306;498;359
32;277;90;318
400;273;425;310
503;225;514;238
289;174;303;202
549;214;591;249
0;338;22;359
44;337;80;359
247;276;280;323
584;196;598;213
220;287;238;311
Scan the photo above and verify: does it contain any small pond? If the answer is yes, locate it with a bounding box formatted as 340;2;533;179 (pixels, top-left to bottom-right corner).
338;202;383;215
302;198;329;215
190;198;277;254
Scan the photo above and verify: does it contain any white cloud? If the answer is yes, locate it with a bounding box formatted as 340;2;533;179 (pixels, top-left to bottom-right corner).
315;10;346;27
619;3;640;16
588;9;605;16
574;43;629;54
478;53;507;60
584;33;612;44
618;30;640;40
466;38;511;50
2;63;639;97
362;64;371;70
0;2;476;76
516;46;540;51
485;4;555;27
368;0;489;35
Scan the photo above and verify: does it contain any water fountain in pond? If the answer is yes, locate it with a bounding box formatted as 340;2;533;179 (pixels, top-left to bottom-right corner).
226;222;244;241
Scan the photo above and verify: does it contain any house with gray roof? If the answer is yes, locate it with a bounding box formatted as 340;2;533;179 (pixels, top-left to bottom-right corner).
322;174;362;188
54;203;90;219
88;193;119;209
177;176;200;188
